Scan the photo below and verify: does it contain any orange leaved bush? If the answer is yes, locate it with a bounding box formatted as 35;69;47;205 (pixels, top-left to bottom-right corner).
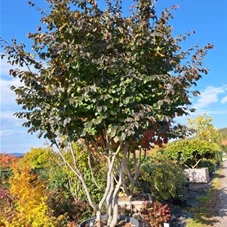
0;153;19;170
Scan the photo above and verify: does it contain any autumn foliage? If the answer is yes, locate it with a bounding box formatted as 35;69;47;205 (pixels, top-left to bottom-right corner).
0;153;19;170
140;201;171;227
1;165;57;227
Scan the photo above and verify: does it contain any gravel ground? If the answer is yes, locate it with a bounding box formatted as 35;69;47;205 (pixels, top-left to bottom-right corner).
213;159;227;227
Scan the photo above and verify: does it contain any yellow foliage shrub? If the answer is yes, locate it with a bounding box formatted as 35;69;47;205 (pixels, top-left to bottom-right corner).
1;165;57;227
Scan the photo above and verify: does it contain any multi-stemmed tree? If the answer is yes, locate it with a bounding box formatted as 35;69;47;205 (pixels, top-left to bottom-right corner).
1;0;213;226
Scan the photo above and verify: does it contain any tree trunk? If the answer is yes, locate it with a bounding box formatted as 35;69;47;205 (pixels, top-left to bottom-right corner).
110;196;119;227
110;163;124;227
106;172;114;225
96;210;102;223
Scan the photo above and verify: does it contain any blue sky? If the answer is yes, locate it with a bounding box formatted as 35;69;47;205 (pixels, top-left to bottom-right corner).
1;0;227;154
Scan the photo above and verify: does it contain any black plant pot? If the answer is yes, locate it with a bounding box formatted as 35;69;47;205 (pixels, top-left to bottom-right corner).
79;215;139;227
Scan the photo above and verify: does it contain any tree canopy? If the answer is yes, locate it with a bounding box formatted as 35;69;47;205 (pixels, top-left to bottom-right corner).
1;0;213;148
187;114;219;143
162;139;219;168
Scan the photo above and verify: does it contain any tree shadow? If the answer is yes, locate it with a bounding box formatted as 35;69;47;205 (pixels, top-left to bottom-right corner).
212;173;225;178
189;186;226;226
170;181;227;226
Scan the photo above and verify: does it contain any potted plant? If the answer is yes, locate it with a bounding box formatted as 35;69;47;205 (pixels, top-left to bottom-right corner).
1;0;213;225
79;215;139;227
162;139;219;183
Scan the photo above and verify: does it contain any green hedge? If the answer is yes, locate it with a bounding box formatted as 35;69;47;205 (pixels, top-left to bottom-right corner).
160;139;220;169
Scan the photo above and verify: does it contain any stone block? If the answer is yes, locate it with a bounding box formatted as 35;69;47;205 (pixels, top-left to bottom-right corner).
184;168;210;183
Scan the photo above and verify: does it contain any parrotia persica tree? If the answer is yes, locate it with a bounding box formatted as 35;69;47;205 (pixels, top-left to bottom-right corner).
1;0;213;225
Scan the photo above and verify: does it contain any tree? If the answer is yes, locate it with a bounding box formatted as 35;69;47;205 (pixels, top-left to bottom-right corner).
219;128;227;141
0;0;213;226
162;139;219;169
0;153;20;190
187;114;219;142
19;147;53;169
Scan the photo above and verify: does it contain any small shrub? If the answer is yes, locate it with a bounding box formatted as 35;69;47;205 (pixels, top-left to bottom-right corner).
47;189;93;224
215;151;222;166
119;201;171;227
140;201;171;227
140;155;188;201
2;166;57;227
198;159;216;173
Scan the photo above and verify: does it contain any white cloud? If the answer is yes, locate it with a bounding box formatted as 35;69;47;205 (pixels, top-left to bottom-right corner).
206;109;227;115
0;59;26;140
0;111;17;120
1;110;24;123
0;129;20;137
0;57;12;76
0;55;42;107
221;96;227;104
0;54;28;75
0;76;22;106
0;56;29;106
0;111;25;137
190;109;227;116
193;85;227;110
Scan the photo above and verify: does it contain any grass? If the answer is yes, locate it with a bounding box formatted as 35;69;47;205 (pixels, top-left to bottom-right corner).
185;169;222;227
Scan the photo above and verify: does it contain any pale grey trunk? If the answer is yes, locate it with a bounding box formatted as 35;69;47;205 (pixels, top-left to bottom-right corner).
98;140;124;226
96;210;102;222
106;172;114;225
122;148;146;195
110;194;119;227
110;165;124;227
109;143;128;227
58;134;128;227
57;142;98;212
